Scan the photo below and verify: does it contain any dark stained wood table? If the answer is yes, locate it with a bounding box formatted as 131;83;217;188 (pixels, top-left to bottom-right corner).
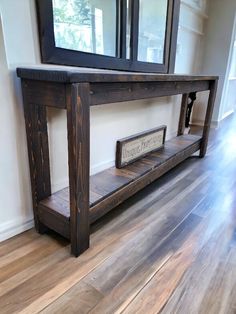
17;67;218;257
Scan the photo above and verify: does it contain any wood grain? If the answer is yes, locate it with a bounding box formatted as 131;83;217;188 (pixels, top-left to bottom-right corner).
22;86;51;233
17;67;218;83
89;214;202;314
178;93;189;136
41;281;103;314
19;69;217;257
37;134;202;237
66;83;90;256
89;80;210;105
0;114;236;313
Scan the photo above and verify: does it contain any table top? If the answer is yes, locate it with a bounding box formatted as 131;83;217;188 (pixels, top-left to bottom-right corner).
17;65;218;83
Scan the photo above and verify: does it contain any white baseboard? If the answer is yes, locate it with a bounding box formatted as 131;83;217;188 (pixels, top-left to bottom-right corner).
51;178;69;193
0;217;34;242
191;119;219;128
167;130;178;139
91;159;115;175
51;160;116;192
192;110;235;129
221;109;234;121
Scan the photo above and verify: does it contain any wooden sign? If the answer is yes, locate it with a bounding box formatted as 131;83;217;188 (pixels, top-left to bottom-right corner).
116;125;167;168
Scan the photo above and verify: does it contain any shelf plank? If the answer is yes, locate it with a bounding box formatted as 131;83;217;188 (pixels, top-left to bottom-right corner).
38;134;201;238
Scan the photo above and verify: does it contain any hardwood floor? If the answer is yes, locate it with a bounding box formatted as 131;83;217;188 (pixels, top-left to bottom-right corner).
1;114;236;314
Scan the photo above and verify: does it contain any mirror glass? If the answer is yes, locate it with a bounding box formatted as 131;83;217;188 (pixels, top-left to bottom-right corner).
138;0;168;64
52;0;117;56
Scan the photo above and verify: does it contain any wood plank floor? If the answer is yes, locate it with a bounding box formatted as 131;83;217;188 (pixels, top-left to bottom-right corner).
1;114;236;314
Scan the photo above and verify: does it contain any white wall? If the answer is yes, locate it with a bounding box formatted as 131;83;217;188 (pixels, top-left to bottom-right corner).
222;37;236;118
0;0;209;241
0;4;35;240
192;0;236;125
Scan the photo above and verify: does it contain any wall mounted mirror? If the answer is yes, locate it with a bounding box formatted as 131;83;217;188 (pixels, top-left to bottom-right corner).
36;0;180;73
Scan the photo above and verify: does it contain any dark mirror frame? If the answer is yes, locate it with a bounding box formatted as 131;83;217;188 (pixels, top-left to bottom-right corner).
36;0;180;73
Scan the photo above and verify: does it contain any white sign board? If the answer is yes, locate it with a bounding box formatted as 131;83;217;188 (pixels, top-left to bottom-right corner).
116;126;166;168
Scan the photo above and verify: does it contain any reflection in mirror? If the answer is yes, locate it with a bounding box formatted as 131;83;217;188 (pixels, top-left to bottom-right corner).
52;0;117;56
138;0;168;64
126;0;131;59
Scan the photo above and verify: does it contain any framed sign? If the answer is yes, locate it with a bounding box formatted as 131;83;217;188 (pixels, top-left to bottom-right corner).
116;125;167;168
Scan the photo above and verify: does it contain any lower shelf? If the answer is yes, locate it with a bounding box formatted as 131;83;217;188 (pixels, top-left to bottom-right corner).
38;134;202;239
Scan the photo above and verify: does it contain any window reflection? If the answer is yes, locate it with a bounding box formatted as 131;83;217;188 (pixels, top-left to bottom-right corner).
138;0;168;64
53;0;117;57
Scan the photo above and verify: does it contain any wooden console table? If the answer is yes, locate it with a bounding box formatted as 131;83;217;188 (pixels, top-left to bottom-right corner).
17;68;218;257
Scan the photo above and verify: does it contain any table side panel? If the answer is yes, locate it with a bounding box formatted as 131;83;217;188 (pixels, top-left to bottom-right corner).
89;80;210;105
20;78;215;108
